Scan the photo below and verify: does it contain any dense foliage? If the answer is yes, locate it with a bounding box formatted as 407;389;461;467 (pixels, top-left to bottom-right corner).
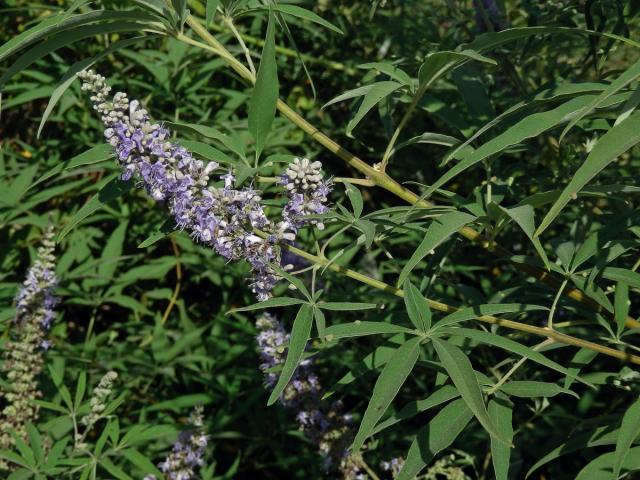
1;0;640;479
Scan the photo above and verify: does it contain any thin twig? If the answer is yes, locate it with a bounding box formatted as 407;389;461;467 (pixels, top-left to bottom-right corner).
161;234;182;326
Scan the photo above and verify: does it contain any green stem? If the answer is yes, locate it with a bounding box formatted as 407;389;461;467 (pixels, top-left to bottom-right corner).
182;14;640;331
223;15;256;76
380;81;428;172
486;339;554;395
548;277;569;330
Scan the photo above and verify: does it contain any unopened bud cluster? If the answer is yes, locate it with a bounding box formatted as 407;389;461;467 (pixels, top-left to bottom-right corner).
280;157;331;233
0;227;58;466
78;70;331;301
255;313;363;478
81;371;118;428
144;405;208;480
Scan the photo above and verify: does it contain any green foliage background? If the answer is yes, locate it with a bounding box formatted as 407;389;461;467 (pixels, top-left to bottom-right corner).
1;0;640;479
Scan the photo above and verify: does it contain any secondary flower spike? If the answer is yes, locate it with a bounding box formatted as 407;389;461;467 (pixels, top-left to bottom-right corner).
78;70;331;300
0;226;58;467
256;313;364;479
144;406;208;480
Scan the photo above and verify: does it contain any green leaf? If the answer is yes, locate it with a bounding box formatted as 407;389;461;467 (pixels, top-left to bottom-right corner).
398;211;477;286
122;448;163;477
268;304;313;405
206;0;219;26
432;338;511;446
322;335;406;399
74;371;87;410
426;95;611;199
499;381;578;398
468;26;640;53
358;62;413;86
396;398;473;480
418;50;496;91
443;82;608;165
502;204;551;270
313;306;326;340
489;399;513;480
137;219;176;248
403;280;432;331
233;297;306;314
269;4;343;35
0;22;163;91
248;11;278;159
25;424;44;465
97;221;128;281
442;327;592;387
325;321;414;339
100;457;133;480
346;81;403;135
345;183;363;218
612;397;640;479
58;177;133;242
323;84;376;109
434;303;546;329
561;59;640;140
372;385;460;435
317;302;377;311
37;37;148;138
48;366;73;411
614;282;630;337
30;144;113;192
351;337;422;452
576;447;640;480
536;111;640;237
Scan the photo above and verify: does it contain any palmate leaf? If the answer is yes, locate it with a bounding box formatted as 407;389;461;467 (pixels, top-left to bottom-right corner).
396;398;473;480
248;11;278;160
536;110;640;237
267;304;313;405
432;339;511;446
351;337;422;451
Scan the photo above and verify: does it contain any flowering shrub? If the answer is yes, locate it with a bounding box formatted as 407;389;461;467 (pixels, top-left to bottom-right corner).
1;1;640;479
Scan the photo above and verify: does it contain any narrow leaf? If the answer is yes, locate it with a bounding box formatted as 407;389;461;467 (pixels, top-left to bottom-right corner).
433;338;511;446
248;11;278;159
268;304;313;405
398;211;476;286
489;399;514;480
351;337;422;451
396;398;473;480
612;397;640;479
403;280;432;331
536;111;640;237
